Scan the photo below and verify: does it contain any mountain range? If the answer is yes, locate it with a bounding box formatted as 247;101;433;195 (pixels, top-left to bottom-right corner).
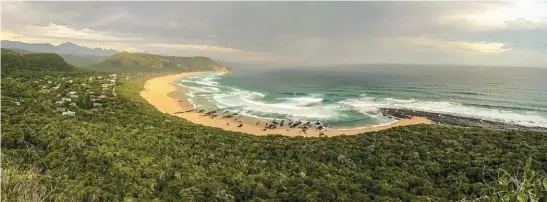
1;40;119;57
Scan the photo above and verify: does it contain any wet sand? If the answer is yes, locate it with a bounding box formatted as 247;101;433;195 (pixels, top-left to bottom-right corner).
140;72;432;137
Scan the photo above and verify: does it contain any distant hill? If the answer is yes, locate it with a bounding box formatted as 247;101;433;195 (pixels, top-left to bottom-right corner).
90;52;230;72
6;48;104;67
1;40;119;57
1;48;75;73
59;54;105;67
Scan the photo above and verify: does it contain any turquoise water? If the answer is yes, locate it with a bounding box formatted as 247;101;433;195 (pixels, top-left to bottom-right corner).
177;64;547;128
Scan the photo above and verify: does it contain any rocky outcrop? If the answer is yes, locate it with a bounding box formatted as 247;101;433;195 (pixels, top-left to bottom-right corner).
213;65;231;72
379;108;547;132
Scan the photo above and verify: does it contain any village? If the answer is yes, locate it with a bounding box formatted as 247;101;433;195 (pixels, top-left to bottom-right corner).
7;72;149;118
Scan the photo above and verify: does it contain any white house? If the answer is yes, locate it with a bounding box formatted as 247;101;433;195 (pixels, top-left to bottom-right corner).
55;101;65;105
69;91;77;95
69;103;77;107
38;89;50;94
56;107;67;112
62;111;76;116
93;103;103;107
14;101;21;106
98;95;107;99
70;95;78;98
61;98;72;102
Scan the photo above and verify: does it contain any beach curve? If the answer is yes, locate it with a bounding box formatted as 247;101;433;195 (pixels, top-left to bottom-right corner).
139;72;433;137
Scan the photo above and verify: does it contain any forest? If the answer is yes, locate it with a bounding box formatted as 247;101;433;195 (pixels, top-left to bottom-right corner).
1;49;547;201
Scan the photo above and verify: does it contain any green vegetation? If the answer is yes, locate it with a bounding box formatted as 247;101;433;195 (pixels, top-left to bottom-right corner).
4;48;107;67
1;48;75;73
2;49;546;201
89;52;230;72
58;54;104;67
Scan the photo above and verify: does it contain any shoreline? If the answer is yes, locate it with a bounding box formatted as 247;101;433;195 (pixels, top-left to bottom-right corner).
140;72;432;137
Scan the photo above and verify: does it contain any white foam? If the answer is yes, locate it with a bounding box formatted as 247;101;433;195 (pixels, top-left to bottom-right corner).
277;97;324;106
340;96;547;128
212;91;339;119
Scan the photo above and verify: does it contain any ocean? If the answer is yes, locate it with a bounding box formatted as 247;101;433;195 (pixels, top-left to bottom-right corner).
177;64;547;129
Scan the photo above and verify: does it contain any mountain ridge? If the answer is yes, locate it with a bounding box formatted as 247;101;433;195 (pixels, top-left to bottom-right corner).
1;40;119;57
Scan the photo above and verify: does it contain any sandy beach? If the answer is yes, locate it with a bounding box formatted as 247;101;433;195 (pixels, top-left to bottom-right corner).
140;72;432;137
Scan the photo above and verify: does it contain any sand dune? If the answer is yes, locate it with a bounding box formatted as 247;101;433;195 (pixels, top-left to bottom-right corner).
140;72;432;137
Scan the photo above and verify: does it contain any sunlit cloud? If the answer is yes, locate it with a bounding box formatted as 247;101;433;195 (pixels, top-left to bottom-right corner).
149;43;241;53
29;23;143;42
403;37;510;54
445;1;547;28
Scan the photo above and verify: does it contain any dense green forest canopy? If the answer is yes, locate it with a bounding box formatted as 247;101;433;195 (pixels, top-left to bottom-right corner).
1;49;546;201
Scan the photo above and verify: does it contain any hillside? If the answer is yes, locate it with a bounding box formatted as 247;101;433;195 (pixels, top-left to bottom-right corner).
1;52;546;201
90;52;230;72
1;48;75;73
5;48;104;67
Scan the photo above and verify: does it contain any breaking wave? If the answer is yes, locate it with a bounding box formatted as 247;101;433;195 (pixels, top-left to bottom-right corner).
177;72;547;128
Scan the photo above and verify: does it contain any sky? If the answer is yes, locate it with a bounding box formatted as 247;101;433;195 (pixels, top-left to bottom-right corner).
1;1;546;67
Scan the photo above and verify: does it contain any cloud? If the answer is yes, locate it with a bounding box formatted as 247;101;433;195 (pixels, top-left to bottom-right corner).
28;23;144;42
1;1;545;67
149;43;240;53
404;37;510;54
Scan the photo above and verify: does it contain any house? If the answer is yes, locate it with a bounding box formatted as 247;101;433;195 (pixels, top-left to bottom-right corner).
14;101;21;106
98;95;107;99
68;91;77;95
61;98;72;102
52;85;60;90
90;98;101;102
56;107;67;112
93;103;103;107
62;111;76;116
48;80;53;84
70;95;78;98
102;84;111;88
69;103;77;107
109;79;116;84
38;89;50;94
97;76;103;79
88;77;94;82
55;101;65;105
109;74;117;78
